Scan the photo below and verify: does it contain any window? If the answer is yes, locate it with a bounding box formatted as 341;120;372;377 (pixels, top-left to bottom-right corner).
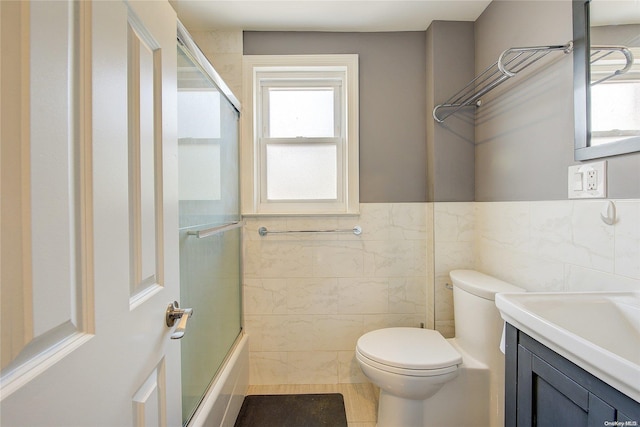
242;55;359;215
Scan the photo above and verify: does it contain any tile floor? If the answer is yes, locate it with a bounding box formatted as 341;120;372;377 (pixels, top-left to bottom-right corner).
246;383;379;427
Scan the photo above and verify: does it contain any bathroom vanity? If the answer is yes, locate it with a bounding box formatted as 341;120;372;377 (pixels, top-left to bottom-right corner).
504;324;639;426
496;291;640;427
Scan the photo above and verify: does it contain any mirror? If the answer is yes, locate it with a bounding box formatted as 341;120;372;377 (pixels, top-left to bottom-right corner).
574;0;640;160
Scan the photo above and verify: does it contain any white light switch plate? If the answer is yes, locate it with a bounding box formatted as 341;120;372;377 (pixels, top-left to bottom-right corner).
568;161;607;199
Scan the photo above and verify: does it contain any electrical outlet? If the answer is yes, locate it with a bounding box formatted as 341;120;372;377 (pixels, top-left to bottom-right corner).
568;161;607;199
586;170;597;190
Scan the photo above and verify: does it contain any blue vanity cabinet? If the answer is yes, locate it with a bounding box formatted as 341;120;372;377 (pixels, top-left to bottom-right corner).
504;324;640;427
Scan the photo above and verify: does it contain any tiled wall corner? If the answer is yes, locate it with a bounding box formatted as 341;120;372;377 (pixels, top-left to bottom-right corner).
425;203;435;330
243;203;430;385
433;202;476;338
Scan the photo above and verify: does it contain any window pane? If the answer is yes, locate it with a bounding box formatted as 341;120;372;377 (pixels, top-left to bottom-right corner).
268;88;335;137
591;82;640;131
591;81;640;146
266;144;337;200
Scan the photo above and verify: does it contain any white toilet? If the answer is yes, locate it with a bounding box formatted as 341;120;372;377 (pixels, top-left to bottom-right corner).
355;270;524;427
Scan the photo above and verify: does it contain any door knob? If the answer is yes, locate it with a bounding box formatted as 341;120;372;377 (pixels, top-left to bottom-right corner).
165;301;193;339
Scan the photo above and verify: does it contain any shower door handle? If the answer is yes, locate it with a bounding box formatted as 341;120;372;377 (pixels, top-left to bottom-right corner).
165;301;194;339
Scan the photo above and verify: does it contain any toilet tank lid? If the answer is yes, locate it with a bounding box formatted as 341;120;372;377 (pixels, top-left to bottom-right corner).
449;270;525;300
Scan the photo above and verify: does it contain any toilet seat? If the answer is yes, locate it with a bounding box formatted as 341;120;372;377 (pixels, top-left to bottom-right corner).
356;348;459;377
356;328;462;376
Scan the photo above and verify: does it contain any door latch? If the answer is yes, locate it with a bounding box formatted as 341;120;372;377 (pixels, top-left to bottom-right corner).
165;301;193;340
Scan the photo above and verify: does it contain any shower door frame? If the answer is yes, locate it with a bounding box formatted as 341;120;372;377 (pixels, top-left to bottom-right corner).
176;22;244;427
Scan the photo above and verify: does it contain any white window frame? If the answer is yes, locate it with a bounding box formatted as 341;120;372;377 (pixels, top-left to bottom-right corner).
241;55;359;215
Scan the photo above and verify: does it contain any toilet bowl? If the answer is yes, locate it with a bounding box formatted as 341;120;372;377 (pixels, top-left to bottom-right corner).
355;328;461;427
355;270;524;427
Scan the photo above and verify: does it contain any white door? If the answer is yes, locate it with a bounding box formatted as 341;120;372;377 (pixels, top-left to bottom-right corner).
1;1;182;425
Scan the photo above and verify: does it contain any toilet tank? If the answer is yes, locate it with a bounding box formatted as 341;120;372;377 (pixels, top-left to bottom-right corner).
449;270;524;366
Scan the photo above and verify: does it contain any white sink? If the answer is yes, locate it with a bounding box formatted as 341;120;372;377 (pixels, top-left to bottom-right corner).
495;291;640;402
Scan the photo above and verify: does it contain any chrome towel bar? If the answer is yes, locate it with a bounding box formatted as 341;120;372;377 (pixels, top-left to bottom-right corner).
187;221;244;238
258;225;362;237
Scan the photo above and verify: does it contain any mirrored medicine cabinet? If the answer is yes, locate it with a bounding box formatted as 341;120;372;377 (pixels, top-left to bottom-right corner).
573;0;640;160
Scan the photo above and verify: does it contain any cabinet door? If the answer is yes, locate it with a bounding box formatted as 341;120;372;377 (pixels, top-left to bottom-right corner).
516;345;616;427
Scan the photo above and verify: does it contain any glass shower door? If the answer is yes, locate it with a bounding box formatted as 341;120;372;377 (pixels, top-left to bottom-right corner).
177;44;242;426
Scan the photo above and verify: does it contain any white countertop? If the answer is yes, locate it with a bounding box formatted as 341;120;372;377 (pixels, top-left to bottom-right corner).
496;291;640;403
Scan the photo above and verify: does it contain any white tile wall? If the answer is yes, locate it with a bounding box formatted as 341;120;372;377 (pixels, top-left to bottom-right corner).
433;200;640;338
476;200;640;292
243;203;431;385
242;199;639;385
613;201;640;280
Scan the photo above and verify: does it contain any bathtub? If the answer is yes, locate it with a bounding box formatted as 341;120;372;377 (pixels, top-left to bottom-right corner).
187;333;249;427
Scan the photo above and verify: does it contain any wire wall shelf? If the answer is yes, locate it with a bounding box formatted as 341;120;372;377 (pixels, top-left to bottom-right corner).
433;42;574;123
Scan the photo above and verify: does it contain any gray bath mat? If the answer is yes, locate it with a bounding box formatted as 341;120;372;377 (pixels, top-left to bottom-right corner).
234;393;348;427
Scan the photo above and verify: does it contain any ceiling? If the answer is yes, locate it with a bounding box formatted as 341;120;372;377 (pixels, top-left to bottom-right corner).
590;0;640;26
170;0;493;32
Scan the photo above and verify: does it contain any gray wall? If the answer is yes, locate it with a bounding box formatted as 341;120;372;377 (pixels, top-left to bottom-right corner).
244;31;427;203
426;21;475;202
474;0;640;201
244;5;640;203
